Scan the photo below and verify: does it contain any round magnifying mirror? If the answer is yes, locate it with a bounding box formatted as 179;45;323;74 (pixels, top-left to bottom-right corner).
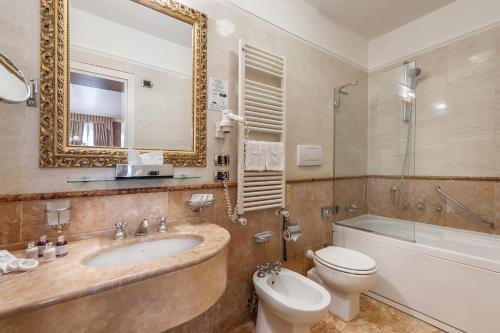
0;52;30;104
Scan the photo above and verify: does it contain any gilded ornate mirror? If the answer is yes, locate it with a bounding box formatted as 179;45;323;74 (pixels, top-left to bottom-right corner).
40;0;207;167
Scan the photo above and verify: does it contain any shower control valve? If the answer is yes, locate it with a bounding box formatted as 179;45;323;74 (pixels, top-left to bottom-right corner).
432;203;444;212
416;201;426;210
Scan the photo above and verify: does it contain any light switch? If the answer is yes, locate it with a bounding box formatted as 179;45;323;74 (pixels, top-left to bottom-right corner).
297;145;323;166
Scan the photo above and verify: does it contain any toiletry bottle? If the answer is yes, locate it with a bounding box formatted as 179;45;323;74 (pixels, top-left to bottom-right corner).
55;235;68;257
43;242;56;262
25;241;38;260
37;235;48;257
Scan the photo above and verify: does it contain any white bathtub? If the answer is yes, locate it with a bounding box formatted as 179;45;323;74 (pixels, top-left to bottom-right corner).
333;214;500;333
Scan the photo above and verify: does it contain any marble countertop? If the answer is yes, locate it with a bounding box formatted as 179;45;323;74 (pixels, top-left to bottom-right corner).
0;222;230;319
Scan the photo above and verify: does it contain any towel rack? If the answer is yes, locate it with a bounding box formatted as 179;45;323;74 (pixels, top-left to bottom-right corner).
237;39;286;214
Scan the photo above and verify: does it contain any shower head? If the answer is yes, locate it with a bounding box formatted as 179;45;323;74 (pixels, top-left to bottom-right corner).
408;67;422;78
406;67;422;89
334;80;359;109
337;80;358;95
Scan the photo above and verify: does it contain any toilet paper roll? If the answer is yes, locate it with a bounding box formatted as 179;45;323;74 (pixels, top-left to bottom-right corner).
283;224;301;242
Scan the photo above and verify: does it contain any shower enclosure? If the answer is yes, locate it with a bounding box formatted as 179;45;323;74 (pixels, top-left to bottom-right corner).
332;62;500;333
333;62;417;242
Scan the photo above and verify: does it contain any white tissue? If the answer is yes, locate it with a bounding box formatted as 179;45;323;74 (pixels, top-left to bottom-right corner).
127;149;164;165
127;148;142;164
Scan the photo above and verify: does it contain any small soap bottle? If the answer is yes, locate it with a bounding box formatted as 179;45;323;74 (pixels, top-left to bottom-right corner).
55;235;68;257
37;235;48;257
25;241;38;260
43;242;56;262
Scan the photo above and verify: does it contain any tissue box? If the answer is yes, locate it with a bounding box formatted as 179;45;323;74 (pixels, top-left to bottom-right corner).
115;164;174;178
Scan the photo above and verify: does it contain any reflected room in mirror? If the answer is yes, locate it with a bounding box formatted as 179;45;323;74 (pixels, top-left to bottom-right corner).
69;0;193;150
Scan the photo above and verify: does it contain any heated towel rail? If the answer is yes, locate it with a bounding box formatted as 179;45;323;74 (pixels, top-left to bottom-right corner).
237;39;286;214
435;186;494;228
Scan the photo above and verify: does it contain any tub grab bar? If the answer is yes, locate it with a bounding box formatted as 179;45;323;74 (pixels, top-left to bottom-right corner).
435;186;494;229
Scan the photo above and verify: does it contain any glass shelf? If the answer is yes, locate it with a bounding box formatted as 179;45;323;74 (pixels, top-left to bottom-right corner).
66;176;201;184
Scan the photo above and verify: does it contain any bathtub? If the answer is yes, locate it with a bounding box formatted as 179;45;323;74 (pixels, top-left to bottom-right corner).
333;214;500;333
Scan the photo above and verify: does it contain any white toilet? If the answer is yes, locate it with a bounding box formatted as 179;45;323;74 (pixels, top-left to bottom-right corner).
306;246;377;321
253;268;331;333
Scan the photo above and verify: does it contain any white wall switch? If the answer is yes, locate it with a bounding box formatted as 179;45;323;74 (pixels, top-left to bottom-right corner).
297;145;323;166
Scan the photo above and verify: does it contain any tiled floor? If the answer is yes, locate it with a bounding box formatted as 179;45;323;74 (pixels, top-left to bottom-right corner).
229;295;443;333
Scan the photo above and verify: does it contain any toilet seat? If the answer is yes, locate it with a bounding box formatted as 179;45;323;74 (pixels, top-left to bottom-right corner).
314;246;376;275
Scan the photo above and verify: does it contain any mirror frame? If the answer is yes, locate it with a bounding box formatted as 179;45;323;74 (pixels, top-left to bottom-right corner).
39;0;208;167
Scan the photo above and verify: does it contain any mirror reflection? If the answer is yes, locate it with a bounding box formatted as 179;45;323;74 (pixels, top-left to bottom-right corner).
69;0;193;150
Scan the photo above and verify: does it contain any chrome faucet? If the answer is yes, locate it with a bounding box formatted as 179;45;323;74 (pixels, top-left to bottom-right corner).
257;263;270;278
135;218;150;236
256;260;282;277
158;216;168;233
271;260;281;275
113;222;127;240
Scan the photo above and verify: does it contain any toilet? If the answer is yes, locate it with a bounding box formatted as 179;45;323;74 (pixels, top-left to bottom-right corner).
253;268;331;333
306;246;377;321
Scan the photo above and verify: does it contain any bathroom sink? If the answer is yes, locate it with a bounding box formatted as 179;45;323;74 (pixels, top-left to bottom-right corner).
85;237;203;267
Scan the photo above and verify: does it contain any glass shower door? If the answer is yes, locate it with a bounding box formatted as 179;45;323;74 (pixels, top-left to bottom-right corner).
333;62;417;243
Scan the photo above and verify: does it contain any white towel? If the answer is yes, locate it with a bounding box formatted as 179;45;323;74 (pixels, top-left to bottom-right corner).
0;250;16;274
245;140;266;171
266;142;284;171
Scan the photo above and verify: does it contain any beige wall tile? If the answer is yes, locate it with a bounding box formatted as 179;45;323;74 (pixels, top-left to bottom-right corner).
0;202;21;245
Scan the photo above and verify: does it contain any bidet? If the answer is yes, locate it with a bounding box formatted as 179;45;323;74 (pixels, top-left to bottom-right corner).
253;268;330;333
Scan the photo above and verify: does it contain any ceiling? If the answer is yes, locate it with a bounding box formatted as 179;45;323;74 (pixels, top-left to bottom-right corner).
72;0;192;48
305;0;456;40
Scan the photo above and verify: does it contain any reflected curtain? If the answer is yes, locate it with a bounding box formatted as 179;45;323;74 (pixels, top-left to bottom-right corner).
70;113;114;146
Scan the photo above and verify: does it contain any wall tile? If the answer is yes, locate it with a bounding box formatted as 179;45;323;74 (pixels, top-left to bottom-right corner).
0;202;21;245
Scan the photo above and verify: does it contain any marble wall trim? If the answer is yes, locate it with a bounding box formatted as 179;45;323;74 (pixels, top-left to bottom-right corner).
0;178;334;203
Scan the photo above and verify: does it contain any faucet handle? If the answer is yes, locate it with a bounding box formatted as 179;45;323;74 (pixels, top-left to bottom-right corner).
158;216;168;233
113;222;127;240
114;221;127;230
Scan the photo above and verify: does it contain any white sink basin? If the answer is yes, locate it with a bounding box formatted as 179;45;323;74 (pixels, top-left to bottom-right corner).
85;238;202;267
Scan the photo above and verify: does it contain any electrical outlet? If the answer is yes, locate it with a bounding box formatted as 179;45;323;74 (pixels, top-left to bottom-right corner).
214;171;229;182
214;154;230;167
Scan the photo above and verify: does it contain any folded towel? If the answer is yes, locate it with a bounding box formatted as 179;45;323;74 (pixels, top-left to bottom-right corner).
245;140;266;171
266;142;284;171
0;250;16;275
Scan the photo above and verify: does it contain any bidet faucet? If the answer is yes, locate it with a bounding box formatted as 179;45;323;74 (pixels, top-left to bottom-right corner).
257;263;270;278
257;261;282;277
135;218;150;236
271;260;282;275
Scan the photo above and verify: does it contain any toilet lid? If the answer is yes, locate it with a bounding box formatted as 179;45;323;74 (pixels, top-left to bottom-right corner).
315;246;376;271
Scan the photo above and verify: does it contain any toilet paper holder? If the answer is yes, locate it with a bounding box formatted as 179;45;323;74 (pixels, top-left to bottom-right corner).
281;210;301;241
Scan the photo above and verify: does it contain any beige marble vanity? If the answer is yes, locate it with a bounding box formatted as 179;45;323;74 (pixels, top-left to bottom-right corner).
0;222;230;332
